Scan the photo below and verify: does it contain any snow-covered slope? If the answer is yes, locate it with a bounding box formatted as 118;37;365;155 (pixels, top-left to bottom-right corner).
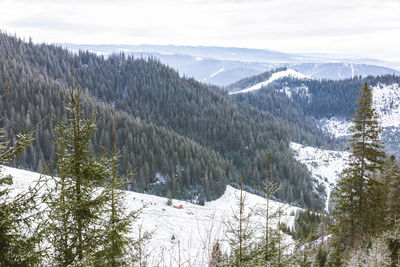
290;143;349;211
373;83;400;128
3;166;300;266
319;83;400;139
318;117;352;138
229;69;313;95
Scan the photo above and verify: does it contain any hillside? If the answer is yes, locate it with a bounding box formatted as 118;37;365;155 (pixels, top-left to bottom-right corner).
0;33;334;210
3;165;300;266
227;68;400;157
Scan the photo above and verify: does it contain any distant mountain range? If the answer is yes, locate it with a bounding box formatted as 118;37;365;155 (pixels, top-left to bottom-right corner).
63;44;400;86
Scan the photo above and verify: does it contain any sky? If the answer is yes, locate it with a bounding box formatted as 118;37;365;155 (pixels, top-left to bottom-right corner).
1;0;400;62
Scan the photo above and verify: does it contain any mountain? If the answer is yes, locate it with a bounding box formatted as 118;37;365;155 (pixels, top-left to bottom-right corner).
0;33;333;210
63;44;400;86
292;62;400;80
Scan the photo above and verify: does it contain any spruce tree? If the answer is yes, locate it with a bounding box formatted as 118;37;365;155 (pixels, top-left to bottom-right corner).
44;68;111;265
225;181;257;266
258;154;281;266
97;119;147;266
333;82;386;248
384;155;400;228
0;82;44;266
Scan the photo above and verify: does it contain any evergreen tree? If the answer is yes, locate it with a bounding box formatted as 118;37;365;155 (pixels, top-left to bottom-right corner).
97;119;148;266
333;82;386;248
384;155;400;228
224;181;257;266
209;241;223;267
167;189;173;206
0;82;44;266
44;69;111;265
315;245;328;267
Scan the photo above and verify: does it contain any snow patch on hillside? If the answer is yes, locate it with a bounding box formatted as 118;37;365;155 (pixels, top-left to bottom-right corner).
318;117;352;138
229;69;313;95
318;83;400;138
3;166;300;266
290;143;349;211
373;83;400;127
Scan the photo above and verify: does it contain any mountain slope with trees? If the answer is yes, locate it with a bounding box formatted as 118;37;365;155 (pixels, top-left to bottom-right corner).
0;33;335;210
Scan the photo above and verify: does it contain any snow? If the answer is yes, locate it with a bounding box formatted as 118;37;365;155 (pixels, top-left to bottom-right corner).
290;143;349;211
373;83;400;128
319;83;400;138
318;117;352;138
3;166;301;266
229;69;313;95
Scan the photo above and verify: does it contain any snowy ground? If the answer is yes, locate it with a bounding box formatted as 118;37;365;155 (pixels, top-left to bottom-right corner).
3;166;301;266
290;143;349;211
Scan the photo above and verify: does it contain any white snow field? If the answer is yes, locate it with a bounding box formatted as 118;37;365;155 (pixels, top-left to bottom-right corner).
3;165;301;266
290;142;349;211
229;69;313;95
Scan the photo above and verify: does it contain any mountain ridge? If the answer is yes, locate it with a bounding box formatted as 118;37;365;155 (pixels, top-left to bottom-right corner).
63;43;400;85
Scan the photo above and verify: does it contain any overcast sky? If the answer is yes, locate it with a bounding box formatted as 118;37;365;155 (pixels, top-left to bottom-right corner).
1;0;399;62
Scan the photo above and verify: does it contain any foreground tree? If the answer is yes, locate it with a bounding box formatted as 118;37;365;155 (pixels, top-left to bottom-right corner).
333;82;386;249
45;70;112;265
225;181;258;266
0;82;44;266
44;67;149;265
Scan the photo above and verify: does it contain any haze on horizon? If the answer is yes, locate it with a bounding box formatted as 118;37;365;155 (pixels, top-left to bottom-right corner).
1;0;400;63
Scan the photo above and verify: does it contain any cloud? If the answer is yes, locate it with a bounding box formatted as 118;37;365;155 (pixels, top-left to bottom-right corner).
0;0;399;62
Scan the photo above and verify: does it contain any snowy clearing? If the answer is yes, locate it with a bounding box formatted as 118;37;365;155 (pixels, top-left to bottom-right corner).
290;143;349;211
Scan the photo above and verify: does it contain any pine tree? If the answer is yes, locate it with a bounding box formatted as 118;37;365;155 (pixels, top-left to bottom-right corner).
225;181;257;266
258;154;281;266
209;241;222;267
44;68;111;265
315;245;328;267
97;119;148;266
384;155;400;228
333;82;386;248
0;81;44;266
